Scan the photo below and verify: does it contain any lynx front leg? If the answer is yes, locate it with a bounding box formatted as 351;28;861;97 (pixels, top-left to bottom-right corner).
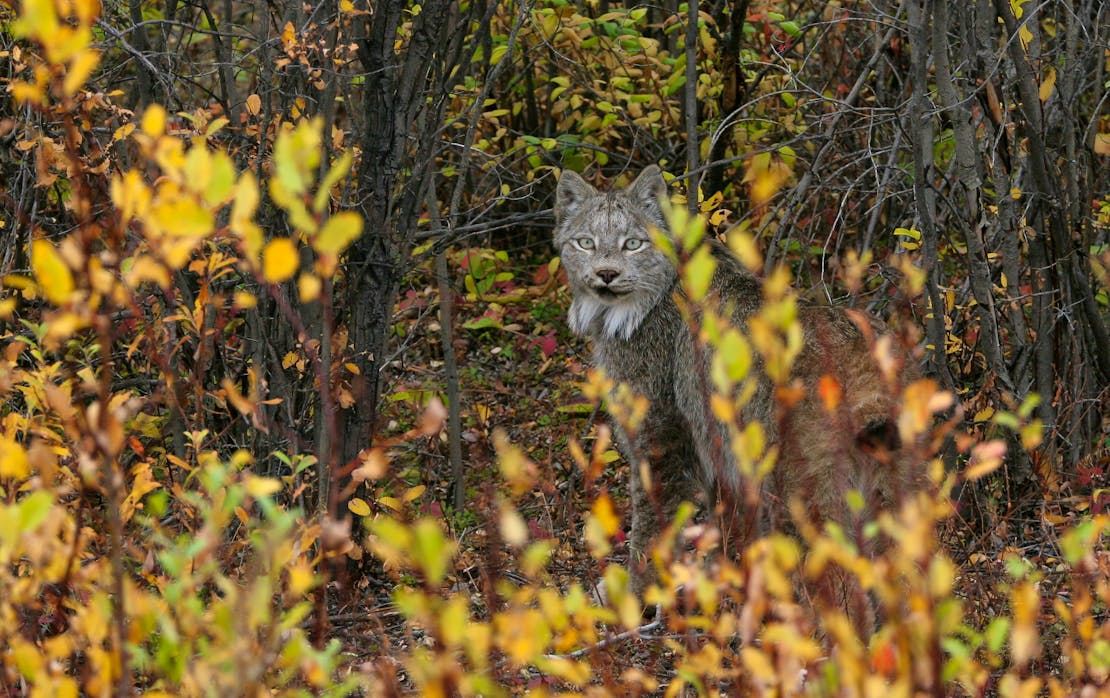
625;411;700;596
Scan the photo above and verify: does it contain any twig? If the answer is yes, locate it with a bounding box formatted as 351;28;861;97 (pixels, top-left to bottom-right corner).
541;616;665;661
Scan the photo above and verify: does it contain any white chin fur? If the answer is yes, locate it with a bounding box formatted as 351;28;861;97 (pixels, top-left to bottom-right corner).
569;295;649;341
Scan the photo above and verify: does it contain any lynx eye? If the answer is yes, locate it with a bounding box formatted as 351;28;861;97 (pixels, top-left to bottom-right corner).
575;238;596;251
622;238;645;251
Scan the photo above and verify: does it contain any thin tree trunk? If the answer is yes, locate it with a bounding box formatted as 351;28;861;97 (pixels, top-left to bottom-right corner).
685;0;699;212
905;0;953;388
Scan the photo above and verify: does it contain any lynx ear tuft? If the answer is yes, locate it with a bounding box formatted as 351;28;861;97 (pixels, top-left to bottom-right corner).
626;165;668;221
555;170;597;225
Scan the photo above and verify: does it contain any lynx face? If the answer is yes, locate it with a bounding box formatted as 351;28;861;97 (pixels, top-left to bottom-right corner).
554;167;677;340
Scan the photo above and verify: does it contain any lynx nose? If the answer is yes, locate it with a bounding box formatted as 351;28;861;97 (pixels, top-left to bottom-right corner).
595;268;621;285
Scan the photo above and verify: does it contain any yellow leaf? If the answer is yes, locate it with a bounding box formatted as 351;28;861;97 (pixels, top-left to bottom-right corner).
158;237;201;270
245;475;282;498
313;211;362;255
150;198;214;237
31;239;74;305
592;493;619;537
62;49;99;96
287;562;317;595
536;656;591;685
262;238;299;283
141;104;167;136
475;403;491;423
281;21;297;48
499;503;528;546
895;226;922;250
268;177;317;233
494;609;550;666
204;117;229;137
231;171;260;225
348;498;372;516
746;153;790;205
282;351;299;369
10;80;46;106
726;226;762;271
111;170;151;222
928;556;955;598
1021;420;1044;450
973;406;995;422
741;647;776;682
1010;581;1040;665
494;428;537;496
73;0;99;24
11;0;58;41
1018;23;1033;49
233;290;256;309
0;436;30;479
598;449;621;464
220;377;254;415
412;518;453;585
9;637;43;679
378;496;402;511
1039;67;1056;102
1094;134;1110;156
298;273;321;302
184;146;212;194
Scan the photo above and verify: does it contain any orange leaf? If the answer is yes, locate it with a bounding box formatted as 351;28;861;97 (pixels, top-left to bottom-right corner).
817;374;842;412
870;641;897;676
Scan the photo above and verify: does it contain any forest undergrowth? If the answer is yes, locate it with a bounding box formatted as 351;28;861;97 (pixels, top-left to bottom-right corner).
2;0;1109;695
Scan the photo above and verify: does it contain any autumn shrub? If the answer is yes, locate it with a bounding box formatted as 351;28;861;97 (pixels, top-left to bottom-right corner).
3;0;1110;696
2;3;363;694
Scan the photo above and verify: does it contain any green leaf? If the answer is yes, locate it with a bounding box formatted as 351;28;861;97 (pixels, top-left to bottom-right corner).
985;617;1011;653
412;518;453;585
462;315;503;330
1059;518;1100;565
312;151;353;213
17;491;53;532
684;244;717;302
273;119;322;196
204;151;236;206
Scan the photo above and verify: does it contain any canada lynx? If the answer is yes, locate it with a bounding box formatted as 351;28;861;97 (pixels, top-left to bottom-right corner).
554;166;920;609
